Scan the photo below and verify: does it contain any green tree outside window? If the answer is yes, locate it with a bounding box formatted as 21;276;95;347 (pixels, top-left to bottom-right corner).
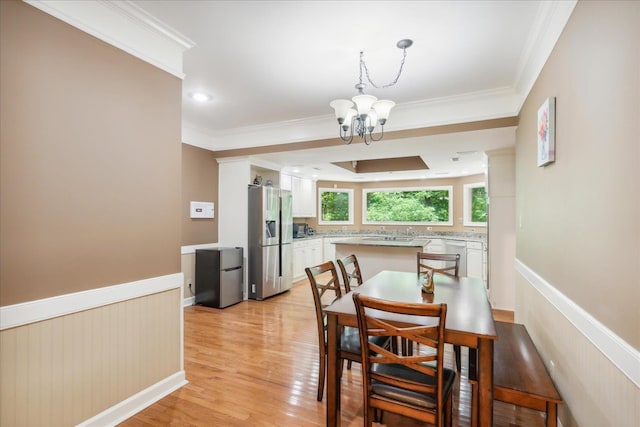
363;187;453;224
471;186;487;222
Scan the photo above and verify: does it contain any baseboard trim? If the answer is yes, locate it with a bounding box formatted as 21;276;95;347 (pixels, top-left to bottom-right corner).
77;371;188;427
515;258;640;389
1;273;183;330
183;296;195;307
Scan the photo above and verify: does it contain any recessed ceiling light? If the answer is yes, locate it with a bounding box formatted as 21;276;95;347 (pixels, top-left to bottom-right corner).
292;168;300;173
190;92;212;102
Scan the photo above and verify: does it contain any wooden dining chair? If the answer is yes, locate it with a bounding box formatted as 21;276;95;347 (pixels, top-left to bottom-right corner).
305;261;389;401
337;254;398;360
337;253;363;293
352;293;456;427
417;252;463;372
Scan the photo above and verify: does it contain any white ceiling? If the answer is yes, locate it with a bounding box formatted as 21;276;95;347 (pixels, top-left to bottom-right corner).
131;0;574;182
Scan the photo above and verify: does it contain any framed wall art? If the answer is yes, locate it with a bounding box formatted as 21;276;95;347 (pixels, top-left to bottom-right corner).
537;96;556;167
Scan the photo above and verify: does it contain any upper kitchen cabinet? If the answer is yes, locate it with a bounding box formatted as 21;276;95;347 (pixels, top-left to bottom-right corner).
280;173;292;191
291;176;316;218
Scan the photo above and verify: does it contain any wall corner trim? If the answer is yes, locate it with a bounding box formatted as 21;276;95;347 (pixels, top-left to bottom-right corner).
24;0;194;78
77;370;188;427
515;258;640;388
0;272;184;330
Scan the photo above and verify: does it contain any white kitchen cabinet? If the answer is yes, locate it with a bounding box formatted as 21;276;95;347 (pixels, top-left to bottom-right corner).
280;173;292;191
323;237;344;263
466;241;483;278
291;176;316;218
293;238;323;281
423;239;444;269
466;241;488;289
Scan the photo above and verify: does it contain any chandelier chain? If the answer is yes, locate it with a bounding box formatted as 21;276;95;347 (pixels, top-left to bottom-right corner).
359;47;408;89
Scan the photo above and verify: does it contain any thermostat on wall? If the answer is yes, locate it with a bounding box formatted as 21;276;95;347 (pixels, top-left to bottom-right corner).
190;201;214;219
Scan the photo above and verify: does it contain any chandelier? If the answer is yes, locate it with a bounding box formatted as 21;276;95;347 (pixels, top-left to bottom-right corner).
330;39;412;145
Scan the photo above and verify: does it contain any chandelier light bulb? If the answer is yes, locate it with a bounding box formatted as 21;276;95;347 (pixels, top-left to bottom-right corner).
352;94;377;117
372;100;395;125
329;99;354;124
366;109;378;132
342;109;357;130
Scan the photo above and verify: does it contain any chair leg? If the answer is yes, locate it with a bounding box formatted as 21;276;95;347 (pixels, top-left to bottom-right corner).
454;345;462;372
391;336;398;354
445;392;453;427
363;406;374;427
469;380;478;427
317;353;325;401
401;338;414;356
347;360;352;370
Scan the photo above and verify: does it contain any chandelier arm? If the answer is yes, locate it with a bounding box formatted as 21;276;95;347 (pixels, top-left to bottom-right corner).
368;125;385;142
338;123;354;145
361;47;408;89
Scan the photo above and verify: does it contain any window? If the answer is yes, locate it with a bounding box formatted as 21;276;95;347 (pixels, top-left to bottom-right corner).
463;182;487;226
362;186;453;225
318;188;354;225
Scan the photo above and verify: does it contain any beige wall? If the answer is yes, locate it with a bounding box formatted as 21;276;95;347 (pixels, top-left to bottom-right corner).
515;1;639;425
0;2;184;425
305;174;487;234
515;0;639;348
0;288;181;426
182;143;218;246
0;0;182;305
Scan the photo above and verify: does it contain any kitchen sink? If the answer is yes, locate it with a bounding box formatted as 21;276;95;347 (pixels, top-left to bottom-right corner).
363;236;413;242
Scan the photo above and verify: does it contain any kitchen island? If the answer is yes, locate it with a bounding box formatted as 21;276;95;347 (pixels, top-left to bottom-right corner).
333;237;429;281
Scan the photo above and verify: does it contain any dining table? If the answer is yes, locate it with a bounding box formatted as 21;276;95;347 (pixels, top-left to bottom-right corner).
324;270;497;427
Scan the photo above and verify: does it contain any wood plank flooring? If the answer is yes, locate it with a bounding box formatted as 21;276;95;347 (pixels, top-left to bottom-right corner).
120;281;544;426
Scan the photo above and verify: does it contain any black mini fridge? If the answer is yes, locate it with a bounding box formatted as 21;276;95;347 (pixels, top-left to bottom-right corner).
195;247;243;308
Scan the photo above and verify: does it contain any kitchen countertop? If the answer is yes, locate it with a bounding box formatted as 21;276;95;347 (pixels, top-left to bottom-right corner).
332;237;430;248
292;232;486;244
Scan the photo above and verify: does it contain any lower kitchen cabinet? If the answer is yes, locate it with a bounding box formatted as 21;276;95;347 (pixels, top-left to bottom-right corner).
423;239;445;269
293;238;323;281
466;241;487;288
323;237;345;264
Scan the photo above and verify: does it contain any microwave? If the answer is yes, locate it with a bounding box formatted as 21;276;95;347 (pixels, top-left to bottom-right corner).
293;222;308;238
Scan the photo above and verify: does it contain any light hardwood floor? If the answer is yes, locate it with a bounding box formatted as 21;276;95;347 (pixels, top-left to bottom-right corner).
121;281;543;426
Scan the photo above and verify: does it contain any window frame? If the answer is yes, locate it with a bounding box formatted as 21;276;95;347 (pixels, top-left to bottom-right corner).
463;182;487;227
317;187;354;225
362;185;454;226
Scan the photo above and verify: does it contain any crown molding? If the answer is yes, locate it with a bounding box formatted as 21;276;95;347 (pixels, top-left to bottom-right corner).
182;1;576;152
24;0;195;78
183;86;520;151
512;0;578;111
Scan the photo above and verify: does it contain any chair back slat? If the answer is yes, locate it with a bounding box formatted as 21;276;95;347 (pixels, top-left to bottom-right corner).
417;252;460;277
337;254;363;293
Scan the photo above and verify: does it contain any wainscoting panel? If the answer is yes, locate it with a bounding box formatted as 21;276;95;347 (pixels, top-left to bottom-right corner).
515;263;640;426
0;288;182;426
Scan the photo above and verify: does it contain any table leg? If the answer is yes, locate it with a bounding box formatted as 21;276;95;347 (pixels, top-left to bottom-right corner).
477;338;494;427
326;314;341;427
546;402;557;427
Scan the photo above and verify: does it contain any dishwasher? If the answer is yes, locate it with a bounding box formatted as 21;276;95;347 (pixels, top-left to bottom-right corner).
444;240;467;277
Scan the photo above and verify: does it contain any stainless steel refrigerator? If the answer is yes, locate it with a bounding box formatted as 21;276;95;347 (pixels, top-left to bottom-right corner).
248;185;293;300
